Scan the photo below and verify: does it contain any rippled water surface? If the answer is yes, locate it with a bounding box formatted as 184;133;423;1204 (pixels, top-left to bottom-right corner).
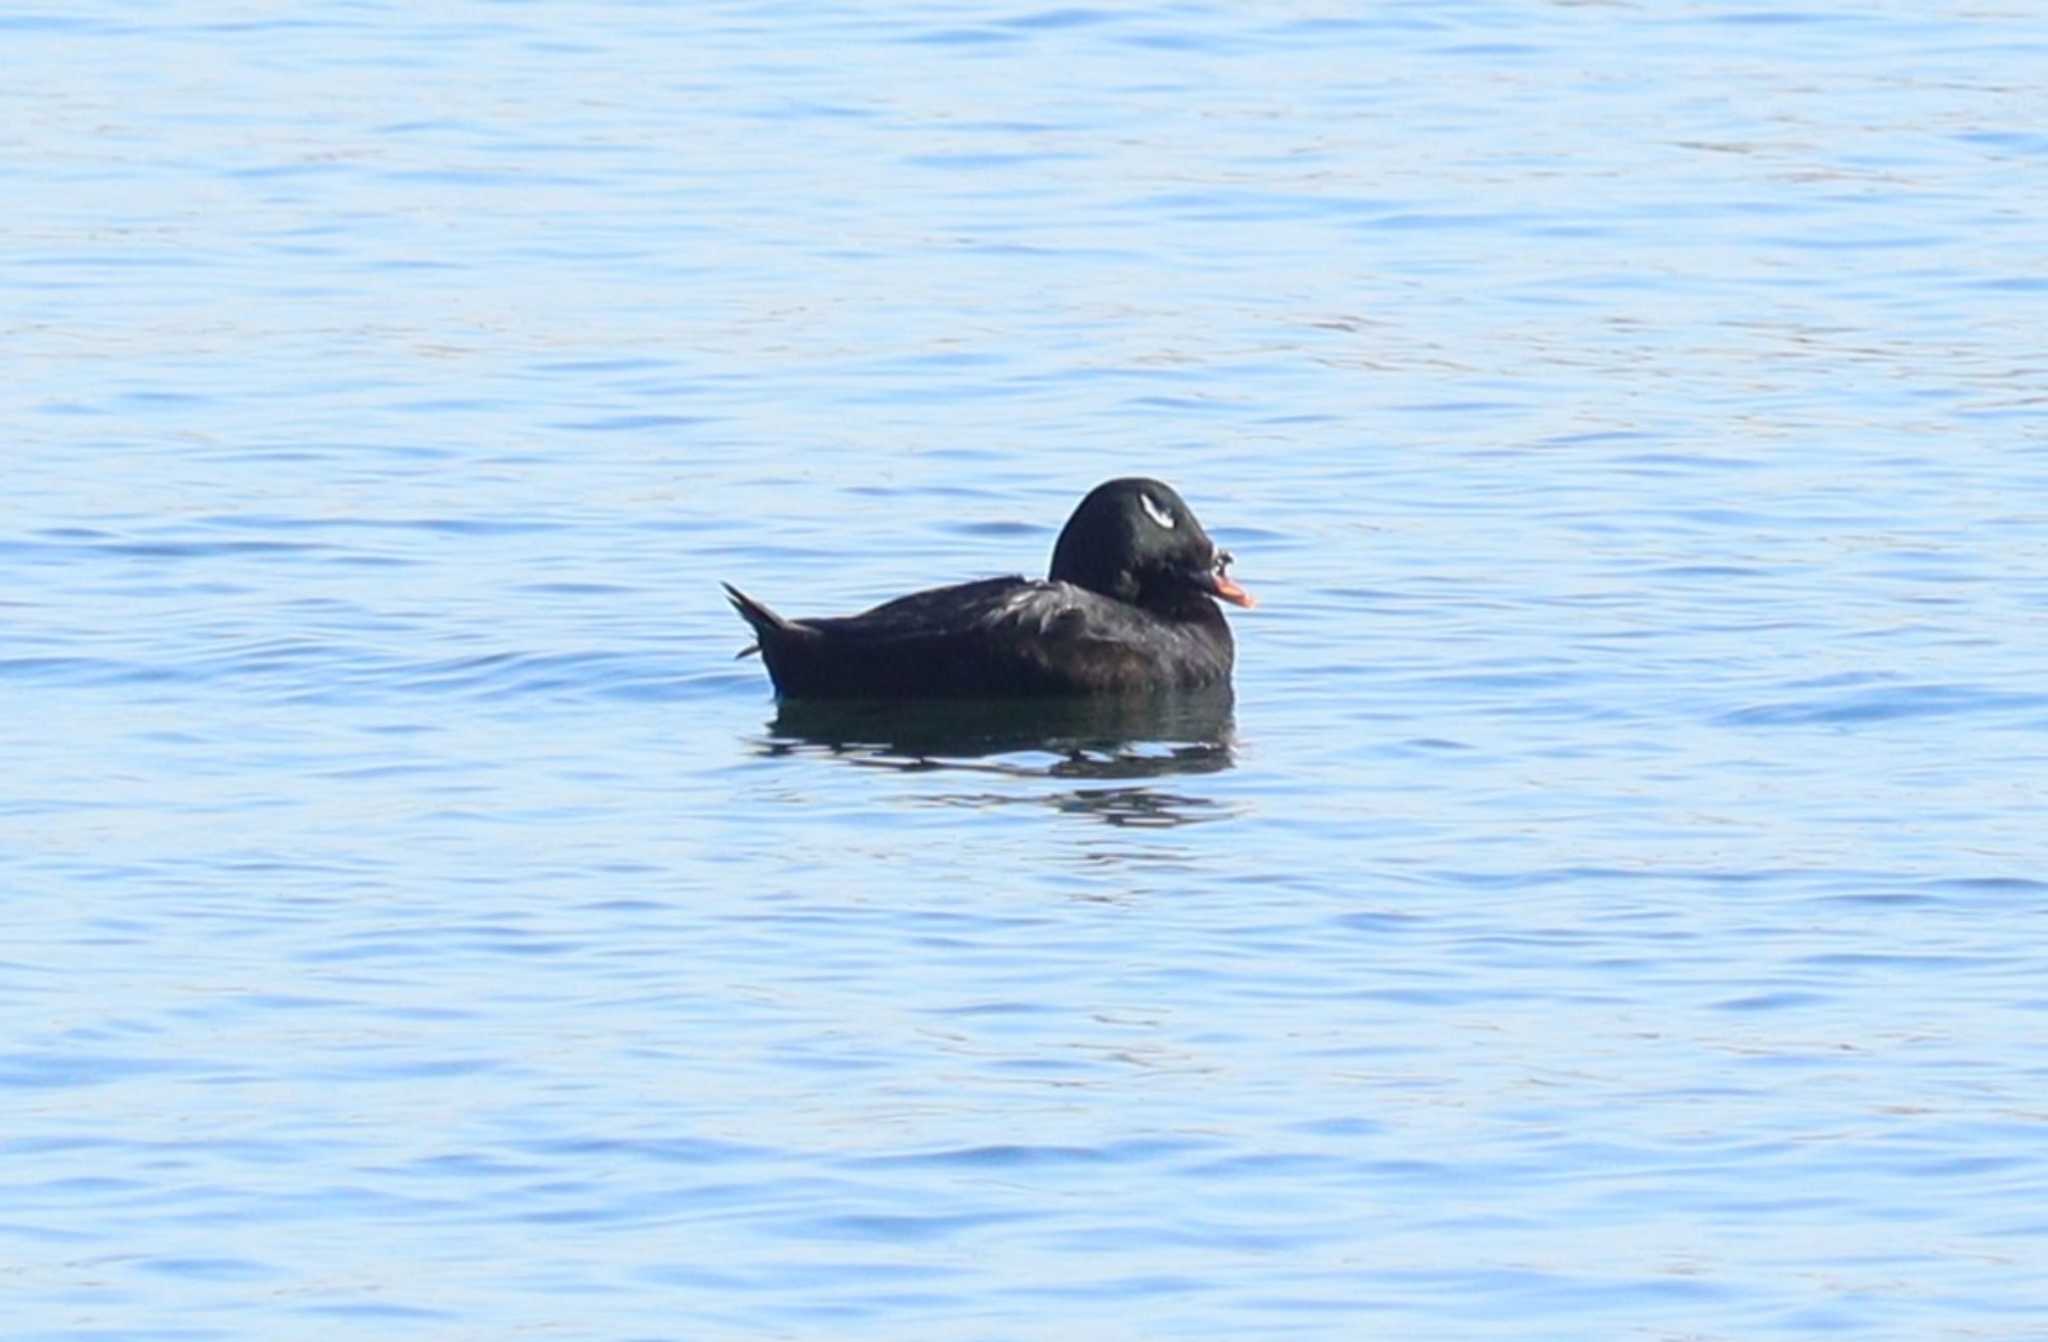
9;4;2048;1339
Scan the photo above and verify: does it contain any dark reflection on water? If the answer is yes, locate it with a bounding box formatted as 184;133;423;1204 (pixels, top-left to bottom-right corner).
752;687;1238;827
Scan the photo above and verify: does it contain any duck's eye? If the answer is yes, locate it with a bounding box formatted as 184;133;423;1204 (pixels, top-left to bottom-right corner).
1139;493;1177;530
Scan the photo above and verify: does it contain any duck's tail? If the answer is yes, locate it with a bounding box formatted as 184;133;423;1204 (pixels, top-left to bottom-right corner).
722;582;790;659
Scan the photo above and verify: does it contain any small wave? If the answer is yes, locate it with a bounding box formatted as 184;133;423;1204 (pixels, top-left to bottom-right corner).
1722;682;2046;726
0;655;195;686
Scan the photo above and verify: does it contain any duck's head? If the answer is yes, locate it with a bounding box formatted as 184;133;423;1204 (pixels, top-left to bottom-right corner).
1049;477;1254;613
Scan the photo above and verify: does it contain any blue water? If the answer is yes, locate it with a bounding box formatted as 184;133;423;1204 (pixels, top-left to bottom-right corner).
8;4;2048;1339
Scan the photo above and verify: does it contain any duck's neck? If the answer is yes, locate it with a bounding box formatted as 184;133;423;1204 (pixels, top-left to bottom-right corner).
1142;587;1227;628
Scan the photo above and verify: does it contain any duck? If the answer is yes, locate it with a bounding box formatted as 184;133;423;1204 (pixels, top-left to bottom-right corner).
724;477;1253;699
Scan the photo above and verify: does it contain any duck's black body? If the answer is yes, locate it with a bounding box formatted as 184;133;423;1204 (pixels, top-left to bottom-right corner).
725;478;1253;700
726;573;1233;698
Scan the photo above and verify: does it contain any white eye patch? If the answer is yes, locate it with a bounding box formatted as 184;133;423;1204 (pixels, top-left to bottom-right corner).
1139;493;1177;529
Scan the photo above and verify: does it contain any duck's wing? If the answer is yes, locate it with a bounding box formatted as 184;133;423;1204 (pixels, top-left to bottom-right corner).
820;576;1087;641
830;578;1216;695
727;578;1038;649
726;577;1116;697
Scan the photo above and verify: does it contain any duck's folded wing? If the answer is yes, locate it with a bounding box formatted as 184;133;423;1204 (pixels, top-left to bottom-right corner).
785;577;1142;695
808;576;1060;641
